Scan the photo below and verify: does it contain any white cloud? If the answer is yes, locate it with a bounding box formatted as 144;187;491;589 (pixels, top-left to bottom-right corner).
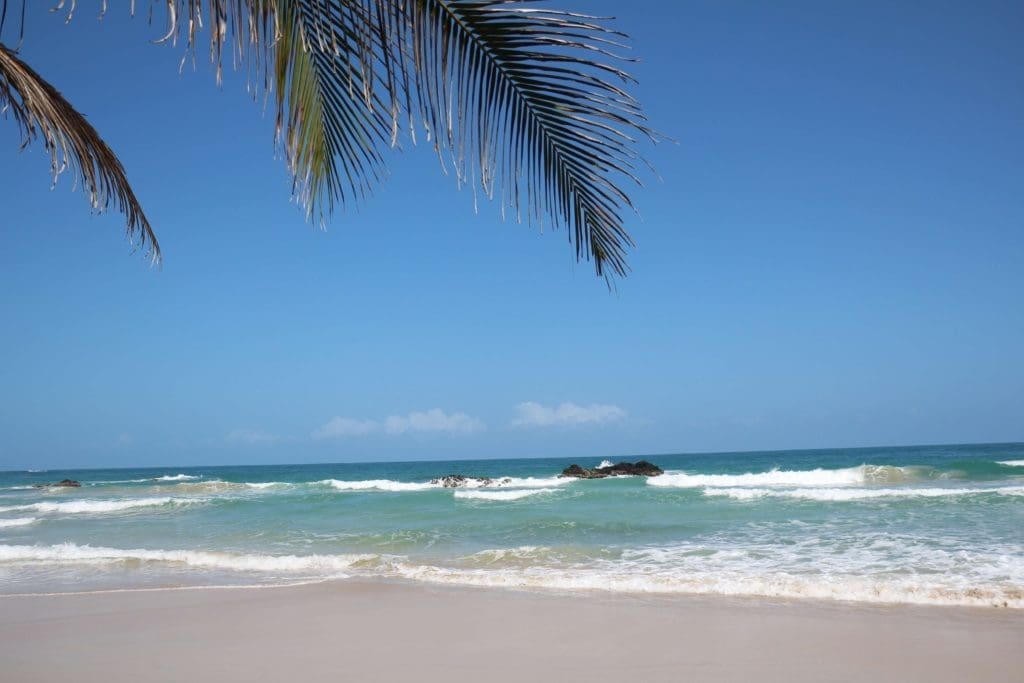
311;417;380;439
512;401;627;428
226;429;278;445
312;409;484;440
384;409;485;435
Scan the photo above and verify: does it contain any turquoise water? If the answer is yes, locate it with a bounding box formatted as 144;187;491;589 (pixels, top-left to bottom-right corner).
1;443;1023;607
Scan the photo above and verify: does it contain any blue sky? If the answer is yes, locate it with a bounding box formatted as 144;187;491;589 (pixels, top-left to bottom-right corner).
1;1;1022;469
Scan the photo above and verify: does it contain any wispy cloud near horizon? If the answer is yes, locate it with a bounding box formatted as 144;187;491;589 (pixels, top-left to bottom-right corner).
311;417;379;439
384;409;485;435
312;409;485;440
225;429;278;445
512;401;627;428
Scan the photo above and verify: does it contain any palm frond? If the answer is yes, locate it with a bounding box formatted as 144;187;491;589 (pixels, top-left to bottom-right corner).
397;0;657;278
153;1;656;278
19;0;655;277
151;0;394;224
0;41;159;263
274;0;393;221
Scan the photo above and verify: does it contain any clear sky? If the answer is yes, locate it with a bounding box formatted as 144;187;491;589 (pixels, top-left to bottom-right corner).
1;1;1022;469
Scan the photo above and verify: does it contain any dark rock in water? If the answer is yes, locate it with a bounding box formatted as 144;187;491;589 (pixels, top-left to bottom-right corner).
559;461;663;479
430;475;513;488
561;464;588;478
33;478;82;488
432;474;478;488
609;460;663;477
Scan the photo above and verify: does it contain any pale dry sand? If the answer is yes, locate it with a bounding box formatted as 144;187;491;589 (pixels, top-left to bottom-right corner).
1;581;1022;682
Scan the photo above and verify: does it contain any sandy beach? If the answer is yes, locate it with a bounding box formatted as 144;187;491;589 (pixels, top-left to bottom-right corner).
1;582;1021;682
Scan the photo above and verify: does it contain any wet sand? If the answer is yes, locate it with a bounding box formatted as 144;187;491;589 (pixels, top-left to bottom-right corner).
1;581;1022;682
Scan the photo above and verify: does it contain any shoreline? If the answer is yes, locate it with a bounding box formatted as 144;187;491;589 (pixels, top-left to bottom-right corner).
2;580;1021;682
2;565;1021;609
2;574;1024;610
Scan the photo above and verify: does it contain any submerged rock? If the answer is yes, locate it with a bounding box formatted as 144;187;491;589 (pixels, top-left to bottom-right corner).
559;461;663;479
430;475;513;488
33;478;82;488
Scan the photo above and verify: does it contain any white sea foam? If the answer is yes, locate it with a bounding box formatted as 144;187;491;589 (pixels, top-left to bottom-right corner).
369;532;1024;608
464;476;569;489
161;480;242;494
388;533;1024;608
319;476;569;492
318;479;437;492
703;485;1024;501
598;460;615;469
453;488;556;501
0;543;373;574
469;546;549;561
0;497;194;515
173;480;290;492
2;539;1021;608
95;474;202;485
998;460;1024;467
387;563;1024;608
0;517;37;528
648;464;920;489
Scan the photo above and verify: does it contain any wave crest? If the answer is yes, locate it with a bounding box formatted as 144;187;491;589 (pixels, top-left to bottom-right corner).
3;540;1022;609
453;488;556;501
703;486;1024;501
648;464;925;489
318;479;436;492
0;497;194;515
0;543;373;574
0;517;37;528
318;476;569;493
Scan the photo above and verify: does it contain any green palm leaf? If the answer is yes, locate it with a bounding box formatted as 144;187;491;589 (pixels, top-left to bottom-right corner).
0;41;160;263
7;1;657;278
396;0;657;278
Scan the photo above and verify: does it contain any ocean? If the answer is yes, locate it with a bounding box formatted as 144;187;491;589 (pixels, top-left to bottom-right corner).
1;443;1022;607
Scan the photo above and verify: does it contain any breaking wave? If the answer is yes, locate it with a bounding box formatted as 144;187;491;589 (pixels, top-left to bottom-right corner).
0;497;195;515
318;479;436;493
648;464;926;489
90;474;201;485
387;562;1023;608
2;539;1021;608
703;486;1024;501
998;460;1024;467
453;488;556;501
0;543;372;574
319;476;569;493
160;480;288;494
0;517;37;528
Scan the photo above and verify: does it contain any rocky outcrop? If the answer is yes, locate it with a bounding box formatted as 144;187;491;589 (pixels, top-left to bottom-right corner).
34;478;82;488
559;461;663;479
430;475;513;488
